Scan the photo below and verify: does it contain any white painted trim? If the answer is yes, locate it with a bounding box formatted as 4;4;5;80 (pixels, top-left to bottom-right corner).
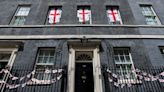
0;48;18;92
67;48;75;92
93;48;103;92
90;10;92;24
67;47;103;92
76;60;92;63
150;6;161;25
0;24;164;28
0;48;18;69
118;8;123;25
1;35;164;39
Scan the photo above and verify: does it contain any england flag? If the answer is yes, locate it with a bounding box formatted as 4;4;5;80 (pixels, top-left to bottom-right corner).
107;8;121;23
48;8;62;24
77;9;91;23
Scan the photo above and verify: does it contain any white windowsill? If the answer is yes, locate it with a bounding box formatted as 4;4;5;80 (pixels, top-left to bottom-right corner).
0;24;164;28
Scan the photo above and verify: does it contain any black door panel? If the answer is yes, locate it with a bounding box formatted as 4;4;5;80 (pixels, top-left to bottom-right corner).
75;63;94;92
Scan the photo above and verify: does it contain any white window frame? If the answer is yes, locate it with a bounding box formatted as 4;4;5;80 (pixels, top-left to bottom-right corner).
10;6;31;25
0;48;18;91
113;48;137;83
140;5;161;25
106;7;123;25
34;48;55;81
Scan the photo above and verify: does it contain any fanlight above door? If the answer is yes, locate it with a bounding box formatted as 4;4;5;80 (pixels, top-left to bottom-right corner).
75;51;93;61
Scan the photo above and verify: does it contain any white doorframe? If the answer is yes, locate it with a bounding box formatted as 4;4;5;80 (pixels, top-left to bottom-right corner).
0;48;18;92
67;47;103;92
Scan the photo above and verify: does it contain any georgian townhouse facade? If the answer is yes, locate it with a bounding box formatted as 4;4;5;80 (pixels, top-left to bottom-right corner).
0;0;164;92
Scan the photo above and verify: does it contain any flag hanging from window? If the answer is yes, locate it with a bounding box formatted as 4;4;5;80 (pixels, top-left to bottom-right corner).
107;7;121;24
77;7;91;24
48;7;62;24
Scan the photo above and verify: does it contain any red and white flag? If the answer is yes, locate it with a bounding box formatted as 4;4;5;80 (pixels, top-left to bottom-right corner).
107;8;121;23
77;8;91;24
48;8;62;24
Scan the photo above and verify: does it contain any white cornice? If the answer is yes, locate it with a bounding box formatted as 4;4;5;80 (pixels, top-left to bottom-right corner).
0;35;164;40
0;25;164;28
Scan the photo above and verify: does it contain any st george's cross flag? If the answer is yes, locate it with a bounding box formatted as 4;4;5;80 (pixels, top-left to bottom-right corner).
48;8;62;24
107;8;121;23
77;8;91;24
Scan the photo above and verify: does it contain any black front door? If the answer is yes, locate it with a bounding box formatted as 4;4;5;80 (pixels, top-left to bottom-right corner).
75;63;94;92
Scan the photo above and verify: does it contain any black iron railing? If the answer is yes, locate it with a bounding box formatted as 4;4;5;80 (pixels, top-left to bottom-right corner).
0;66;67;92
1;66;164;92
102;66;164;92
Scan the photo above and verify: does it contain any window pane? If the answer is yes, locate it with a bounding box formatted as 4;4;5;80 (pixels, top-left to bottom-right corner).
120;56;125;62
140;5;160;25
114;48;135;80
37;57;44;63
50;50;55;56
123;50;129;55
125;55;130;62
37;48;55;64
13;16;26;25
0;53;11;61
44;51;50;57
114;49;119;55
19;17;26;25
141;6;153;16
49;57;54;63
114;48;132;63
0;62;8;69
11;6;30;25
119;50;124;55
43;57;48;63
146;16;157;25
16;7;30;16
0;51;13;81
13;17;20;25
35;48;55;80
114;56;119;62
0;53;11;69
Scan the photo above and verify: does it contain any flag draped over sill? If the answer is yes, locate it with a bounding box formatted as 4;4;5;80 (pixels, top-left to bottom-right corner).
107;8;121;23
0;69;64;89
48;8;62;24
77;8;91;24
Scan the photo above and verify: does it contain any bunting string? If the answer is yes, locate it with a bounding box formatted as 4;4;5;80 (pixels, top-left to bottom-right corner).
106;68;164;88
0;68;64;89
1;68;163;89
